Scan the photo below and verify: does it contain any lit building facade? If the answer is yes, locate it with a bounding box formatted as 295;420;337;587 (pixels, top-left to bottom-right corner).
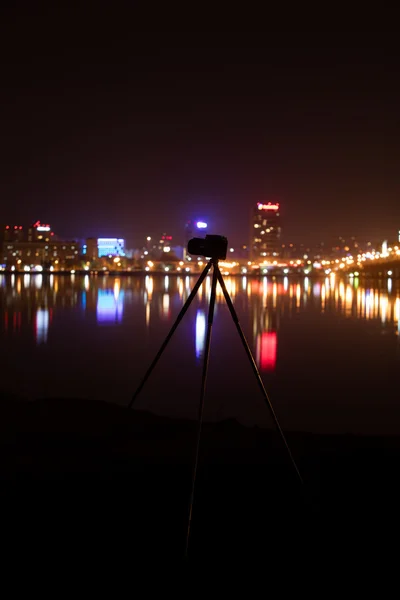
97;238;125;257
1;221;80;269
2;240;80;267
251;202;281;260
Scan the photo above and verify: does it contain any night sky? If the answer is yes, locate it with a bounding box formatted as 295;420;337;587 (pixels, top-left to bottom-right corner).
1;16;399;248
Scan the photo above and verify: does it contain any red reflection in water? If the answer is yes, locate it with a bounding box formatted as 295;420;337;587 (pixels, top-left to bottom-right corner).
258;332;277;371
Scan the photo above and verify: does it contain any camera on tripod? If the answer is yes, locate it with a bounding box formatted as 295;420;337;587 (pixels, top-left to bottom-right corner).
131;228;301;556
187;234;228;260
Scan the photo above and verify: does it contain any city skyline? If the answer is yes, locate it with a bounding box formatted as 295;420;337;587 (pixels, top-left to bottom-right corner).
2;212;399;256
1;23;399;249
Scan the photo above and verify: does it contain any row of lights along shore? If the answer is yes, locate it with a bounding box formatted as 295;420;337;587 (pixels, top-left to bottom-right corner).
1;213;399;277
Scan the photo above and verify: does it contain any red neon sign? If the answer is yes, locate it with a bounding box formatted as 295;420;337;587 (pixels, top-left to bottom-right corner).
257;202;279;211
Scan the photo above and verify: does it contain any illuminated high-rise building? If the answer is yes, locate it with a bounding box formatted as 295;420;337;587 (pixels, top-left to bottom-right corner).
251;202;281;260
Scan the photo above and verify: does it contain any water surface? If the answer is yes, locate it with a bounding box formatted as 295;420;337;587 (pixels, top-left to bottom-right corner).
1;272;399;434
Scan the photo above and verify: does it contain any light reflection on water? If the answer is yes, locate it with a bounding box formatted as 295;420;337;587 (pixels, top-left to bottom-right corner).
1;273;400;433
1;272;398;349
195;310;206;359
97;287;124;324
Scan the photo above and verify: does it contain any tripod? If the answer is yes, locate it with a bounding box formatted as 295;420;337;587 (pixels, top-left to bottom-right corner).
128;258;302;557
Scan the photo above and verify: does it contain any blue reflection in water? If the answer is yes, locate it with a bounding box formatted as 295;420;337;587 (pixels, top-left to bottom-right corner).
195;310;206;359
36;309;49;344
97;289;124;324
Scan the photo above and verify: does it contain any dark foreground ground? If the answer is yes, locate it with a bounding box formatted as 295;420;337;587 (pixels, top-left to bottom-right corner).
1;395;399;568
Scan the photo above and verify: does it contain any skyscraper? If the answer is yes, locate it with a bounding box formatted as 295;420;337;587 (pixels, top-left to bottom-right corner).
251;202;281;260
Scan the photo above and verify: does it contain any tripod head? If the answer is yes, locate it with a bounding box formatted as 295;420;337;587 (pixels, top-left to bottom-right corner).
187;234;228;260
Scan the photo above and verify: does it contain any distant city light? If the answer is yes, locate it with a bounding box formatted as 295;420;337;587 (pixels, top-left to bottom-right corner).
163;246;171;252
196;221;207;229
37;226;50;232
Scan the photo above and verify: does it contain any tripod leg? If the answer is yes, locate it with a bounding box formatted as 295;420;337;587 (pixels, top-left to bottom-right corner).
185;262;218;557
128;259;213;408
215;267;303;484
